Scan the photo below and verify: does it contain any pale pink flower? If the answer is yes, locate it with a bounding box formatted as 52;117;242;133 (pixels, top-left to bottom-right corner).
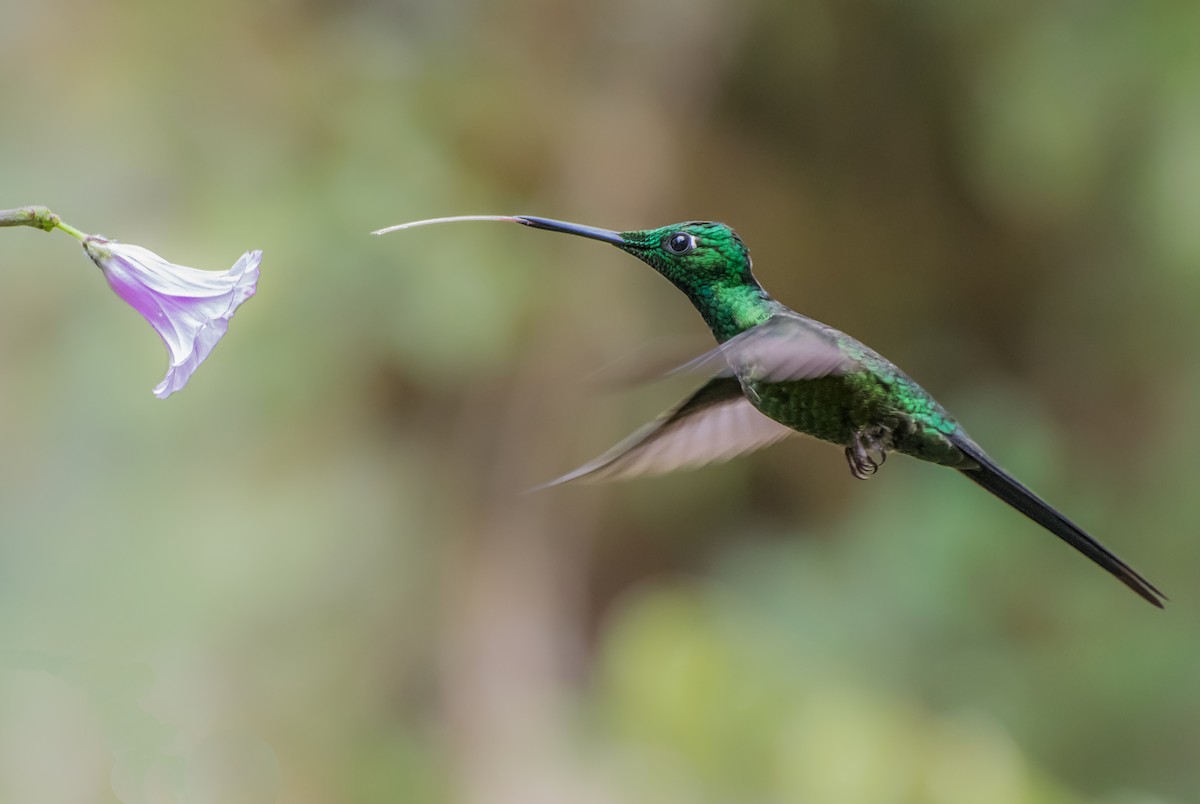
83;236;261;398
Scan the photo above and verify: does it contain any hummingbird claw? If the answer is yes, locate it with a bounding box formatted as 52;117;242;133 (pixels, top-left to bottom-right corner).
846;427;889;480
845;445;877;479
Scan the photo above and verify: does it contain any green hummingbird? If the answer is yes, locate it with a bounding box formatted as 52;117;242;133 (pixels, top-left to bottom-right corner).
376;215;1165;607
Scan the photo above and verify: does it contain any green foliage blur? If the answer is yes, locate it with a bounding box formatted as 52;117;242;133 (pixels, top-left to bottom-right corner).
1;1;1197;802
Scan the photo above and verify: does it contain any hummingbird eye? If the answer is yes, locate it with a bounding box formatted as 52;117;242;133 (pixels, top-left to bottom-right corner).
664;232;697;255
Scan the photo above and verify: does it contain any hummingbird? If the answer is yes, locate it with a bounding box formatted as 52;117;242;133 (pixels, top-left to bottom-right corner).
375;215;1165;607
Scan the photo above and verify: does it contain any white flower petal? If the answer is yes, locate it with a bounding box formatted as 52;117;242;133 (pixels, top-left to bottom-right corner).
83;238;261;398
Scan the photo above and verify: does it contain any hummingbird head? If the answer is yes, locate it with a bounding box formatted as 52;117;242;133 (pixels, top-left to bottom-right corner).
508;217;759;296
512;217;769;337
612;221;757;293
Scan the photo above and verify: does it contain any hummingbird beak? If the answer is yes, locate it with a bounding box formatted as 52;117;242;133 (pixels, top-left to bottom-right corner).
512;216;632;247
372;214;635;247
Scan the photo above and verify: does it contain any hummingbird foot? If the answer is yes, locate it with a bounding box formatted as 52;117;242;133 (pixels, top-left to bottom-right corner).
845;427;889;480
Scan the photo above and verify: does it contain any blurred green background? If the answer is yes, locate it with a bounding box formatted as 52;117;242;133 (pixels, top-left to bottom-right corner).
1;1;1198;802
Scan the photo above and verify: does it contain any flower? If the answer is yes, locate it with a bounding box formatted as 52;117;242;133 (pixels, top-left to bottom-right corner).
83;236;261;398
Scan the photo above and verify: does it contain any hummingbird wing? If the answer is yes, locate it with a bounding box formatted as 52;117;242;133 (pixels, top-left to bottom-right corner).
533;377;795;489
668;313;856;381
581;335;716;389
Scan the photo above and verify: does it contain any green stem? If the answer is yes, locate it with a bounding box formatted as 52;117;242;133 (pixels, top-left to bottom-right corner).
0;206;92;240
54;220;89;241
0;205;61;232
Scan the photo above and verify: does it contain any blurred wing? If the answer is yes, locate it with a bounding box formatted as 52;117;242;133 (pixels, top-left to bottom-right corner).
582;335;716;390
533;377;795;489
672;313;855;382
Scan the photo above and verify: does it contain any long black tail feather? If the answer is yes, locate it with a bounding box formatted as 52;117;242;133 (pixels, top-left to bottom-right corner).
953;435;1165;608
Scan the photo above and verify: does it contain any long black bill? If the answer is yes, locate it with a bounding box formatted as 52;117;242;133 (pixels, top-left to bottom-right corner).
512;216;629;246
372;214;632;247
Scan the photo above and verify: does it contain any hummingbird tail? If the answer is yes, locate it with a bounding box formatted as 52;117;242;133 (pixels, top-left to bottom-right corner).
952;436;1166;608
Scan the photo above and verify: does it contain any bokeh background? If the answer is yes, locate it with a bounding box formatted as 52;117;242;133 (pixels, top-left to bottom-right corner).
1;1;1198;802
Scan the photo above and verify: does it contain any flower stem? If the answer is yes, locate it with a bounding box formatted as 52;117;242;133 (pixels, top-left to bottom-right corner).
54;220;90;241
0;205;61;232
0;205;92;241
